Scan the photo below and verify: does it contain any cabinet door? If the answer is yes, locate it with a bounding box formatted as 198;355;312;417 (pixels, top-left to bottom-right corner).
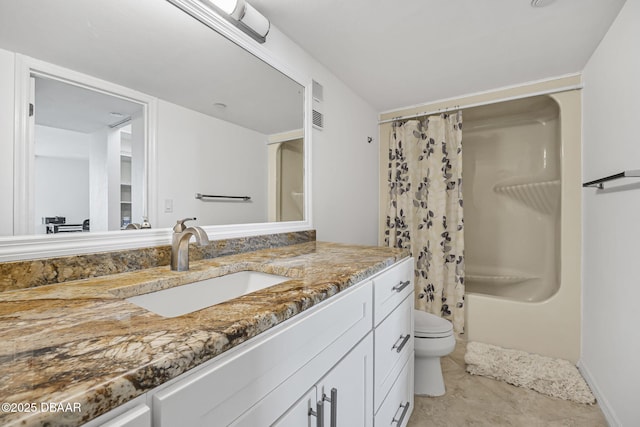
318;334;373;427
272;387;317;427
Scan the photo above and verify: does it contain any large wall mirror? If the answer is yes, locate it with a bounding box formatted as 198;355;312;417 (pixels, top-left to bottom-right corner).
0;0;310;259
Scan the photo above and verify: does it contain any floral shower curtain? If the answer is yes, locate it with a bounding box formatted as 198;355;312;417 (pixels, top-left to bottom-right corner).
384;113;465;333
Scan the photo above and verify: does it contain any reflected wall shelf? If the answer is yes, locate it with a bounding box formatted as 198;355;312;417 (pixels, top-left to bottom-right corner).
582;170;640;189
493;180;560;215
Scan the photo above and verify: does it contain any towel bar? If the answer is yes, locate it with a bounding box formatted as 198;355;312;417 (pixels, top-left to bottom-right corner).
582;170;640;189
195;193;251;201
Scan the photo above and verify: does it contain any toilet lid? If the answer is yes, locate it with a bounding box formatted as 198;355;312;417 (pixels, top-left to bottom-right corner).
414;310;453;337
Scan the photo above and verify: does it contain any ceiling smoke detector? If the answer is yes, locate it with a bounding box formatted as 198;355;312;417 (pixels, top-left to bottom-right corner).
531;0;556;7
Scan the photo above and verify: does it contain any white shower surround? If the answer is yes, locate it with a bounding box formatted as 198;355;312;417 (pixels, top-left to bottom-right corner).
379;76;582;363
465;89;582;363
463;96;561;302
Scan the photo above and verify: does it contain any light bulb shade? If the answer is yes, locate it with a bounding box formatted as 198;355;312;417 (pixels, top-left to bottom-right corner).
206;0;239;15
229;0;245;19
238;3;270;38
201;0;269;42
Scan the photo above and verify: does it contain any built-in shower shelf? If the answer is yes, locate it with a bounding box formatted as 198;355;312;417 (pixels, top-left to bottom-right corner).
466;274;537;286
493;180;560;215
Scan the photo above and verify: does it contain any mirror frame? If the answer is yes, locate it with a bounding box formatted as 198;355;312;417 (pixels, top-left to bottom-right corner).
0;0;312;262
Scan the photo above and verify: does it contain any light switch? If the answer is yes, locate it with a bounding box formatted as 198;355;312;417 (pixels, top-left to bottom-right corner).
164;199;173;213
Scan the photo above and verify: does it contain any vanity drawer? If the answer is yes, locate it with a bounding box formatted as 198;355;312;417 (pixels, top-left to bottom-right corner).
374;354;413;427
373;257;413;326
374;293;413;410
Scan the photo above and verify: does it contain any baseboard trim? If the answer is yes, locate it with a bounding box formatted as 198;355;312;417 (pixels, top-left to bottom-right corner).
577;359;620;427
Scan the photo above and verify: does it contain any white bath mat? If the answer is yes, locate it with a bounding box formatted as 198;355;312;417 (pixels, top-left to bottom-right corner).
464;341;596;404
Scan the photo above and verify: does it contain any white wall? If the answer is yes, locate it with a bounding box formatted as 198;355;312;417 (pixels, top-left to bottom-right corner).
33;125;91;233
581;1;640;425
34;156;89;233
89;128;110;232
155;100;269;229
261;28;380;246
34;125;90;159
310;86;379;245
106;128;122;231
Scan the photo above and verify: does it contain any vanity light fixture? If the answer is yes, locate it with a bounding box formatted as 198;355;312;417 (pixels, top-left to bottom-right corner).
203;0;270;43
108;114;132;128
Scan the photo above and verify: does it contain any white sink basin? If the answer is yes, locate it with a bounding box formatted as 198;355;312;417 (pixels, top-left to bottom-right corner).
126;271;289;318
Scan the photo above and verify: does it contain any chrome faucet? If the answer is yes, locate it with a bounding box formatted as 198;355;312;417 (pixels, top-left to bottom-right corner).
171;218;210;271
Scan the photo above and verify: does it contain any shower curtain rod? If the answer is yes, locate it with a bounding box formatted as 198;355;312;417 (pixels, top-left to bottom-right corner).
377;84;583;124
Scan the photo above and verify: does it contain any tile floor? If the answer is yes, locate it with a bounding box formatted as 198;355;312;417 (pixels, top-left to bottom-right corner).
407;341;608;426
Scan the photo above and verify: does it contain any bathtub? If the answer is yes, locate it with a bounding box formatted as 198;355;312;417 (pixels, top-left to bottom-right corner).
463;91;582;363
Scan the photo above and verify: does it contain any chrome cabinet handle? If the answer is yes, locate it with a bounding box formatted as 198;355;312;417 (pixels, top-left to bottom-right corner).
308;400;324;427
392;334;411;353
322;388;338;427
392;402;410;425
392;280;411;292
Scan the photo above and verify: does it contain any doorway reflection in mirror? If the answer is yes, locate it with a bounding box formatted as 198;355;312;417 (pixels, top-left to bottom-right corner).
33;76;145;234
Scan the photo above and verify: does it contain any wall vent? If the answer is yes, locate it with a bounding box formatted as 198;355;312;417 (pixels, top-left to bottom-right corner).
312;79;324;130
312;80;324;102
312;109;324;129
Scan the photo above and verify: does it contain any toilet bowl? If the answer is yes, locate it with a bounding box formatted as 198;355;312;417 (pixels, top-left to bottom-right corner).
414;309;456;396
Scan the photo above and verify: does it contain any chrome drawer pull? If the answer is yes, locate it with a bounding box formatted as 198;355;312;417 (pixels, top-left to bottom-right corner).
392;334;411;353
392;280;411;292
392;402;410;425
308;400;324;427
323;388;338;427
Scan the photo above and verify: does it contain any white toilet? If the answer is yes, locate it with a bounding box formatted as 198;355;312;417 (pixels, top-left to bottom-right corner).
414;309;456;396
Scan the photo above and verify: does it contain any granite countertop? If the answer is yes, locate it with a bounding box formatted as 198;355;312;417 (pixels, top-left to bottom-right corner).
0;241;407;426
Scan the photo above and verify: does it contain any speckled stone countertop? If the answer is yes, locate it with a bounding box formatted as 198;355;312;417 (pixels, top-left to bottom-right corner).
0;241;407;427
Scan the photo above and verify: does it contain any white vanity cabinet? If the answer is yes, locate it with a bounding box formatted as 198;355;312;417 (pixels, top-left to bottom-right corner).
152;276;373;427
85;257;414;427
372;257;414;426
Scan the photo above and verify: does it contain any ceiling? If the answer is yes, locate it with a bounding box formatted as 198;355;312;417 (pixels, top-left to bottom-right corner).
35;77;143;133
250;0;627;112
